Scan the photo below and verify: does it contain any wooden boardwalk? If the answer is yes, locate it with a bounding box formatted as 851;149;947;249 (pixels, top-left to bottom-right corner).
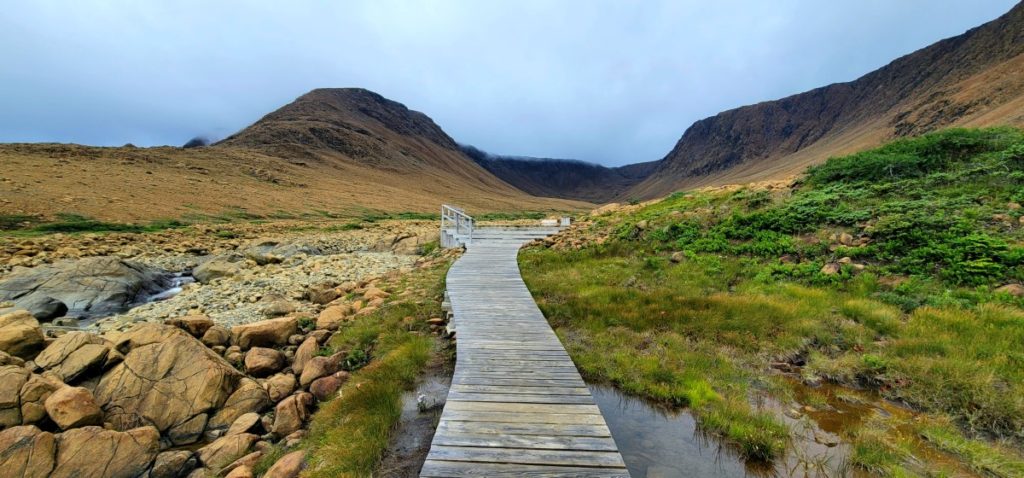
421;227;630;477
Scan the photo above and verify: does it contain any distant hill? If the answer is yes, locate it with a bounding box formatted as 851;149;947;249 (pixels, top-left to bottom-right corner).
628;2;1024;199
0;88;587;223
460;145;657;203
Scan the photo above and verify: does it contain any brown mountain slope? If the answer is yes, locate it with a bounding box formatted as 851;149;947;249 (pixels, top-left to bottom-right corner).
459;144;658;203
628;2;1024;199
0;89;587;223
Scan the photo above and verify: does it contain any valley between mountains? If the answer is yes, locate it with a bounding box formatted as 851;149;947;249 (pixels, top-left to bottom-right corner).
1;3;1024;478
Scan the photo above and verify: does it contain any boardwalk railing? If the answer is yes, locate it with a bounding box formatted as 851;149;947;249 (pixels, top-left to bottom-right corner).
440;204;474;248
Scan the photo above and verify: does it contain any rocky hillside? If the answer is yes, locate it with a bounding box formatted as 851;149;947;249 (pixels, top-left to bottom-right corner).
460;144;657;203
629;2;1024;198
0;89;587;223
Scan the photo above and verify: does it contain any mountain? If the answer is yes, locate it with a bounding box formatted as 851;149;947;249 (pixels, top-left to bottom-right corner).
0;89;587;223
459;145;658;203
628;2;1024;199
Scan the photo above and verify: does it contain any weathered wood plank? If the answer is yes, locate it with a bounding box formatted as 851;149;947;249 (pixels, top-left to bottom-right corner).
426;445;626;468
431;432;619;451
444;401;600;414
436;420;613;437
421;461;630;478
447;392;596;404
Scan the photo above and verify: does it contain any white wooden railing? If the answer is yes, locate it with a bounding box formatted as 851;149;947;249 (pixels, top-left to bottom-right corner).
440;204;474;248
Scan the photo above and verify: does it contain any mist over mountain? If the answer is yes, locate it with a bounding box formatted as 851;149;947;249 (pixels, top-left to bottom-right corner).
459;144;657;203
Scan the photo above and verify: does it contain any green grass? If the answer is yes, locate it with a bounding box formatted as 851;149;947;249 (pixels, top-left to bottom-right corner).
520;127;1024;469
0;214;41;231
292;256;451;477
918;419;1024;477
4;212;190;235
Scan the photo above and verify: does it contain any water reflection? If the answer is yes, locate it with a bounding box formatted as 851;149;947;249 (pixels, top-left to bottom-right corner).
590;384;769;477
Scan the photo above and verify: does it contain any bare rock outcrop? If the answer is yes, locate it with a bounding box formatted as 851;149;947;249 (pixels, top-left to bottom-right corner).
271;392;313;437
0;365;30;427
196;433;258;471
44;386;102;430
231;316;297;349
0;311;44;359
95;324;245;445
207;378;270;431
51;426;160;478
0;257;171;320
34;331;112;383
0;425;56;477
150;450;198;478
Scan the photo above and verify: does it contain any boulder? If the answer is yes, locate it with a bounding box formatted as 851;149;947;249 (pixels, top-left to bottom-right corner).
192;256;242;284
231;316;298;349
202;325;231;347
224;465;254;478
261;300;297;318
0;350;25;367
208;378;270;430
0;311;44;359
820;263;841;275
299;355;340;388
244;347;285;376
308;330;331;344
305;283;339;305
243;240;319;266
669;251;685;263
0;366;30;427
95;324;244;445
33;331;111;382
271;393;313;437
291;337;318;376
19;373;63;424
165;315;215;337
264;374;297;403
363;287;389;301
0;256;171;320
221;451;262;476
309;371;349;402
187;468;213;478
44;386;102;430
0;425;56;477
196;433;258;471
51;426;160;478
225;412;261;436
315;305;349;330
150;450;198;478
264;450;306;478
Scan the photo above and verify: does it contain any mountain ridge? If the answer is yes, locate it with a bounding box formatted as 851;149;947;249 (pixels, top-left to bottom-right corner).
626;1;1024;199
459;144;657;203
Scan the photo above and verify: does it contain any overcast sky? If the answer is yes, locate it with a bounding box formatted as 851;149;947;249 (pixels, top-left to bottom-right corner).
0;1;1017;166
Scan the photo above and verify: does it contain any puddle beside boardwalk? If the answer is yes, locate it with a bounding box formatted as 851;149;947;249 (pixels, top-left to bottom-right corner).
378;359;453;477
590;384;770;477
593;380;979;478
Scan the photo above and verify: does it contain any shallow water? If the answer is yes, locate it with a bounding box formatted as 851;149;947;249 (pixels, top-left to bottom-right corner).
590;384;766;477
379;362;453;477
146;272;195;302
594;379;979;478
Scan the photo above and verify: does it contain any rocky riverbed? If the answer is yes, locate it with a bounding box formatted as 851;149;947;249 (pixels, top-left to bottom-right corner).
0;220;459;478
0;220;436;332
